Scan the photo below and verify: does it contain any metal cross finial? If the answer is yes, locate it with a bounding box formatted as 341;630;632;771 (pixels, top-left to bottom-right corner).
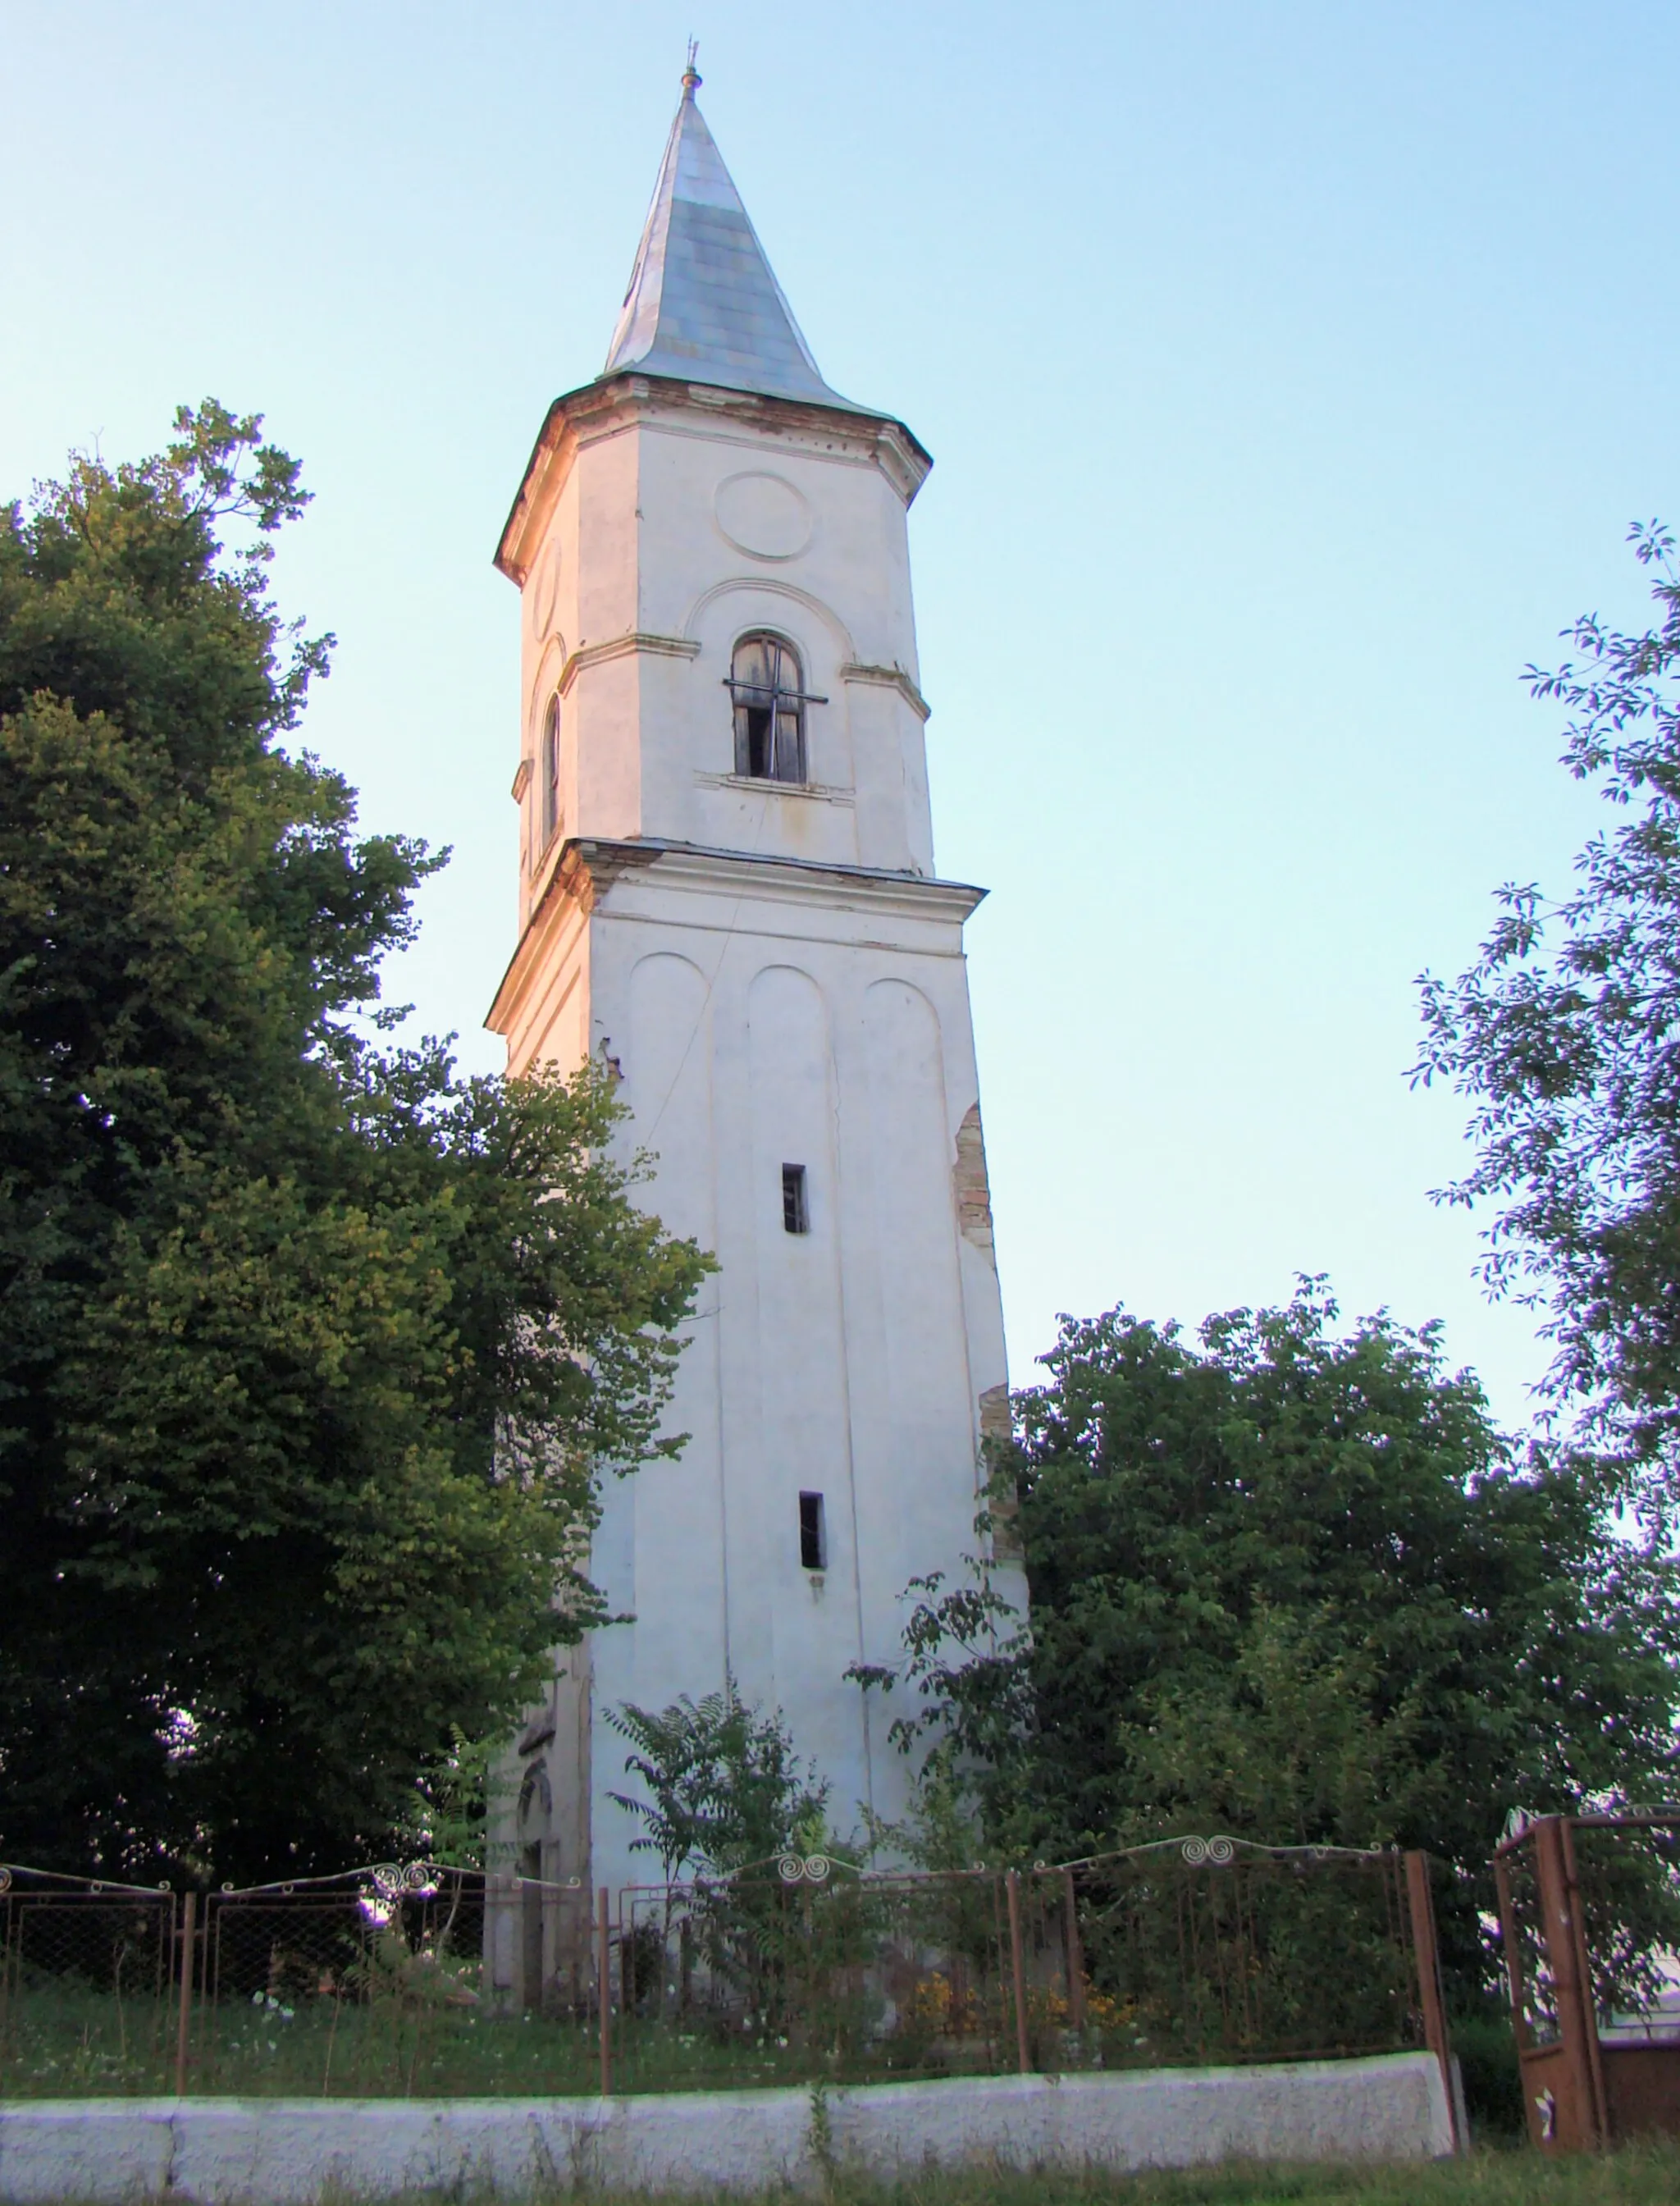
682;39;701;94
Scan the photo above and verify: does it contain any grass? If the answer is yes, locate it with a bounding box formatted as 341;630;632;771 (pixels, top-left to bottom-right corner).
824;2149;1680;2204
343;2147;1680;2204
2;1982;1455;2103
13;2146;1680;2205
2;1980;1007;2097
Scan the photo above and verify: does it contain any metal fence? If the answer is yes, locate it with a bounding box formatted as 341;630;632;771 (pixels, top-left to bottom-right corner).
193;1866;503;2098
1071;1838;1427;2067
608;1839;1445;2094
1495;1808;1680;2153
0;1867;180;2096
0;1840;1454;2104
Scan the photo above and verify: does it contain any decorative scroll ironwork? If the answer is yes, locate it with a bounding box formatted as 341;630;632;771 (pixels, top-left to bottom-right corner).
777;1854;833;1884
1179;1835;1237;1866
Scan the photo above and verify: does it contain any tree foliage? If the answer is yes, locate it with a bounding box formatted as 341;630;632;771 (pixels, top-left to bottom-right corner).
862;1284;1680;1986
605;1683;833;1881
0;404;710;1883
1416;522;1680;1493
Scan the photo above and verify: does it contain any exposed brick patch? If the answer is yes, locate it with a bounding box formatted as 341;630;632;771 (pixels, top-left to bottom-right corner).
978;1383;1022;1560
978;1382;1011;1445
952;1103;996;1267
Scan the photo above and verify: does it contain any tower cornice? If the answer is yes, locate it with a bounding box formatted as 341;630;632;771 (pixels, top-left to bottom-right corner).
495;373;932;587
486;835;984;1043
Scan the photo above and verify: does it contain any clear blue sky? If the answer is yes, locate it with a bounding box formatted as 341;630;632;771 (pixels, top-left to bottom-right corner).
6;1;1677;1427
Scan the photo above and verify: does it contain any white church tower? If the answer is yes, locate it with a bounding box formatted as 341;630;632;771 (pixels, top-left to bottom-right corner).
487;63;1011;1916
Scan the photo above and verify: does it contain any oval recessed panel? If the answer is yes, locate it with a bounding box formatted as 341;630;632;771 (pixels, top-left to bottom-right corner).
529;541;561;635
714;472;813;561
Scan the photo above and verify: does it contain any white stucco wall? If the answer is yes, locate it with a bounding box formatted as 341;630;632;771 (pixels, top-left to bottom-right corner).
513;386;938;936
0;2056;1457;2200
582;851;1012;1893
488;374;1016;1915
493;837;1017;1898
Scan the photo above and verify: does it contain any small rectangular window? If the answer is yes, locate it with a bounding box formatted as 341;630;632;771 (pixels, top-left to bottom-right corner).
782;1163;809;1235
799;1491;827;1572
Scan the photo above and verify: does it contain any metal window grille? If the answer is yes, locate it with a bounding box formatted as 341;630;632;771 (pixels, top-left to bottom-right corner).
727;635;819;783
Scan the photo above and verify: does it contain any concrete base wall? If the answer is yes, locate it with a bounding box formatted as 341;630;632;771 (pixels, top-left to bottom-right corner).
0;2054;1454;2201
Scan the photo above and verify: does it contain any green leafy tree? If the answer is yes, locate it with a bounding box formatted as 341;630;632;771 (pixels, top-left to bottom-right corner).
862;1283;1680;1989
605;1681;832;1880
406;1727;519;1876
605;1685;854;2041
1416;522;1680;1500
0;404;710;1883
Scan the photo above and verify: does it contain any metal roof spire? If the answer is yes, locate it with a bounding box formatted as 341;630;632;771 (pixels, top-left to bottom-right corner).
602;62;865;411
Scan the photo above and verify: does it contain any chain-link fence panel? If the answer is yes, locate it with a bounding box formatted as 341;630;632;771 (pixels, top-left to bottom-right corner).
603;1840;1427;2094
194;1867;600;2096
1066;1838;1420;2067
0;1866;178;2097
0;1843;1436;2099
611;1857;1025;2092
1569;1817;1680;2039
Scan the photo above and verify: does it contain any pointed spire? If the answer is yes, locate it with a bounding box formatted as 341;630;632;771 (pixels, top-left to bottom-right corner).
603;62;865;412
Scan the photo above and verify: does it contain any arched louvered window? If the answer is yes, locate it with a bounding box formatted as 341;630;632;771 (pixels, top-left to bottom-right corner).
540;694;561;848
728;633;807;784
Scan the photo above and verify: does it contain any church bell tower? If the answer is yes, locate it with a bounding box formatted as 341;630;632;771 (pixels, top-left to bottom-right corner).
487;63;1011;1911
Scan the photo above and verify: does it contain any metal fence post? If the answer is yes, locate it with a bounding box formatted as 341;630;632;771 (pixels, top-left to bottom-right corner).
174;1889;195;2097
1492;1851;1532;2053
1404;1852;1459;2152
597;1886;611;2098
1005;1869;1030;2075
1062;1867;1086;2033
1559;1818;1610;2142
1534;1814;1604;2149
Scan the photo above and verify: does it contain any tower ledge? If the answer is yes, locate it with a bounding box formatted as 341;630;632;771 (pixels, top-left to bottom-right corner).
486;835;986;1046
495;372;932;588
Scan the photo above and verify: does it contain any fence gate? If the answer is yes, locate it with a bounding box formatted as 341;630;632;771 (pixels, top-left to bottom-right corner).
1495;1809;1680;2151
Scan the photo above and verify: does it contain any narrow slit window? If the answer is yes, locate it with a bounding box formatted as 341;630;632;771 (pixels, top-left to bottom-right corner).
799;1491;827;1572
728;633;809;783
782;1163;809;1235
540;694;561;849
